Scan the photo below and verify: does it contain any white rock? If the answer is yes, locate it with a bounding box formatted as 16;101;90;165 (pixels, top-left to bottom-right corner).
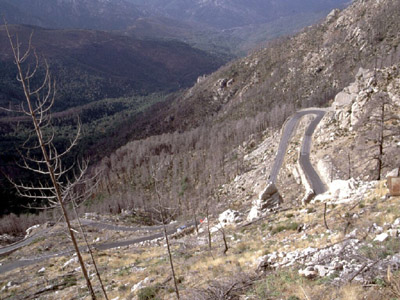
131;277;151;293
313;193;331;203
329;179;353;200
393;218;400;227
346;229;358;238
315;265;330;277
25;224;40;237
210;225;222;233
259;183;278;200
374;232;389;242
247;206;261;222
63;257;78;269
333;92;353;109
372;223;383;233
218;209;242;225
326;9;340;23
38;267;46;273
299;266;317;278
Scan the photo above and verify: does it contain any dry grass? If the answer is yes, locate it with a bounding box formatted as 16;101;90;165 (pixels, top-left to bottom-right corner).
1;187;400;299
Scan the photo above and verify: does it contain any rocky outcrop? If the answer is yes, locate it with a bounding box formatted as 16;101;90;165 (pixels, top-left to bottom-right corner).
314;65;400;182
331;68;375;131
210;209;243;233
247;182;283;221
257;216;400;284
313;178;377;204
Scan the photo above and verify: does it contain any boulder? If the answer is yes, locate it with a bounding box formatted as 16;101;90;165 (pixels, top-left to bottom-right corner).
299;266;317;279
259;182;278;200
247;205;261;222
25;224;40;237
328;179;356;200
301;189;315;205
374;232;389;242
326;9;340;23
315;265;331;277
333;92;353;109
131;277;151;293
247;182;283;221
218;209;242;226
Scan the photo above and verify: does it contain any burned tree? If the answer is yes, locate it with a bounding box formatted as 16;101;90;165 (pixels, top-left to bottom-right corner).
356;88;400;180
2;24;108;299
151;161;180;299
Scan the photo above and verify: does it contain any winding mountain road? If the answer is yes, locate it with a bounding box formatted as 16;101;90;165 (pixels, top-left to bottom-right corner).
0;108;327;274
0;220;167;257
0;228;52;257
0;221;187;274
269;109;327;194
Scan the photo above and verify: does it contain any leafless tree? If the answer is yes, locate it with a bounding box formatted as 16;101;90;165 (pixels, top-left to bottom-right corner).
217;224;229;256
2;23;108;299
357;90;400;180
152;162;180;299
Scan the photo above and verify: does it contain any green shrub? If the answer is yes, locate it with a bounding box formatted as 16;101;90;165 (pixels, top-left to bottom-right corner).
137;285;160;300
360;238;400;260
271;222;299;235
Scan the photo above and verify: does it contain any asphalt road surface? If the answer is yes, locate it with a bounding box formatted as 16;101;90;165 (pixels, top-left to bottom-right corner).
269;109;326;194
0;228;52;257
0;221;192;274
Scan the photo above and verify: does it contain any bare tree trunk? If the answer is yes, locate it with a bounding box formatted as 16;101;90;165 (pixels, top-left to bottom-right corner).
323;203;329;231
73;202;109;300
162;220;180;300
377;101;385;180
192;205;198;234
218;225;229;256
153;171;180;300
4;24;97;299
205;203;212;252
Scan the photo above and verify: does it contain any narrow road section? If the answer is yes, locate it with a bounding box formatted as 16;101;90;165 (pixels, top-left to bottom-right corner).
269;109;326;194
0;221;193;274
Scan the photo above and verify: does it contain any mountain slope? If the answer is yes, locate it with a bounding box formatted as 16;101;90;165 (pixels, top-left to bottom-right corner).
0;24;224;215
0;25;223;112
85;0;400;216
161;0;400;131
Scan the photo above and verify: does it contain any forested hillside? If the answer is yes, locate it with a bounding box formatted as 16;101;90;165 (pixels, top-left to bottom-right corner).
0;25;222;112
0;25;223;215
87;0;400;219
1;0;399;230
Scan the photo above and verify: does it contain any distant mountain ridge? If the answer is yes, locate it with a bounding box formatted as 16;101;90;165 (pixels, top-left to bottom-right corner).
0;0;144;30
127;0;350;29
0;0;351;55
1;0;350;31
